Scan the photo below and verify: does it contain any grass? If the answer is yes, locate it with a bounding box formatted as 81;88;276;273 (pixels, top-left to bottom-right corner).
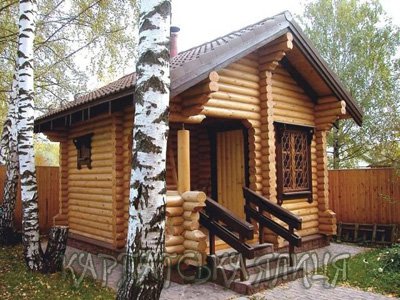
322;244;400;297
0;244;116;300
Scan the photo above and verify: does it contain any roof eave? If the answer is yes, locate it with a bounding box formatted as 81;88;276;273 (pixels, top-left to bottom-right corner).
34;87;135;131
286;19;363;126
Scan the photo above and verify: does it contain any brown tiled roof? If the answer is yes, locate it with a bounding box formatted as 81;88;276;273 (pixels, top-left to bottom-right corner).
36;12;290;123
36;10;363;126
37;73;136;121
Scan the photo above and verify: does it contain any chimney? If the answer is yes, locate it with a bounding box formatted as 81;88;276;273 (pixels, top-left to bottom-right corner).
170;26;180;58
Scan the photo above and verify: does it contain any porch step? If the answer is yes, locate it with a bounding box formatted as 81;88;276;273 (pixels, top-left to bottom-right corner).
209;250;303;295
214;242;274;258
232;265;304;295
212;252;289;278
252;242;275;257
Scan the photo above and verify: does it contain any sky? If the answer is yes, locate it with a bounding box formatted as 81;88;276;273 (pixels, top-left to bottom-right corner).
171;0;400;52
87;0;400;89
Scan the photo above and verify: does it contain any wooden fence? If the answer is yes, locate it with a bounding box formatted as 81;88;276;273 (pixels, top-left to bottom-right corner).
329;168;400;225
0;166;59;233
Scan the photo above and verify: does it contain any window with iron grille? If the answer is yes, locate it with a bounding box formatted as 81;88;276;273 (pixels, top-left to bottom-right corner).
275;123;313;205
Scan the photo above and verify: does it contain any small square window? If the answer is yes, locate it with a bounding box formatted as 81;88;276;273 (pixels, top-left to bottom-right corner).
275;123;313;205
73;133;93;169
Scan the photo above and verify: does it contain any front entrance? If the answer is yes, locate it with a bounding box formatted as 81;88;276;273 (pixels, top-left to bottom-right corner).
211;125;248;220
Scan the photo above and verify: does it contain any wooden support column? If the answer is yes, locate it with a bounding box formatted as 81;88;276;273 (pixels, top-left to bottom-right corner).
178;129;191;193
315;130;337;235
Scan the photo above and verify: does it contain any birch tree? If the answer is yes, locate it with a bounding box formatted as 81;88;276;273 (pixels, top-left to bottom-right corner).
0;0;138;125
0;70;20;245
117;0;171;298
16;0;43;271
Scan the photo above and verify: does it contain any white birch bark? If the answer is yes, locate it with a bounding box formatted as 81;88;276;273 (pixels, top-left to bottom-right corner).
16;0;43;270
0;70;20;244
117;0;171;298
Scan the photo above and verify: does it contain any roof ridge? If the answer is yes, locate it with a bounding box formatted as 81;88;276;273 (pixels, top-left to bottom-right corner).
175;11;290;56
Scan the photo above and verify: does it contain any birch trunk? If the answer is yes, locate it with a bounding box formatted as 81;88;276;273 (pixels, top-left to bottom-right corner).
16;0;43;271
0;71;20;245
117;0;171;298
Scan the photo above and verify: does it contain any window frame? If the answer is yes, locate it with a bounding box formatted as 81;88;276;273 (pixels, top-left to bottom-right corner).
275;122;313;205
73;133;93;170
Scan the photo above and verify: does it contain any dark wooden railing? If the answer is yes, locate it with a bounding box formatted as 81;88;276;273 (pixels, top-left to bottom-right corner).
243;187;302;266
200;197;254;257
200;197;255;280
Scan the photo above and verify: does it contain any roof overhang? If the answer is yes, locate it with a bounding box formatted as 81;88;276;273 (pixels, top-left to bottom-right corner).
35;11;363;132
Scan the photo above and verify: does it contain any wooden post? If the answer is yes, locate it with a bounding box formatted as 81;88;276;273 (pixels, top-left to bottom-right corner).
289;226;294;267
178;129;190;193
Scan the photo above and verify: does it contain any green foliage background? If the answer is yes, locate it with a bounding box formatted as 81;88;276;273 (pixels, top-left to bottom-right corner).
299;0;400;168
0;0;138;126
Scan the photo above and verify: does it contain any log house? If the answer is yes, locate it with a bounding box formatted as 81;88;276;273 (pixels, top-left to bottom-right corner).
35;11;362;265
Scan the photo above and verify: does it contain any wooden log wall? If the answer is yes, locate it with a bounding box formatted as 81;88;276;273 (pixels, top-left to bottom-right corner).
175;32;346;246
272;65;315;126
112;112;126;248
258;33;293;245
67;115;115;246
121;107;133;245
270;65;320;244
314;97;347;235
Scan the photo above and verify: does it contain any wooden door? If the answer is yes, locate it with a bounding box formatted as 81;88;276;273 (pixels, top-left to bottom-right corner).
216;129;246;219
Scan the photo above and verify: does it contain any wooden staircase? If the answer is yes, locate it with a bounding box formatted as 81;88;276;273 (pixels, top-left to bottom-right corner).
199;187;304;295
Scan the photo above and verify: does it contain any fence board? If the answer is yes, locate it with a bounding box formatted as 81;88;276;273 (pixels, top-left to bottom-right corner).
0;166;59;233
329;168;400;225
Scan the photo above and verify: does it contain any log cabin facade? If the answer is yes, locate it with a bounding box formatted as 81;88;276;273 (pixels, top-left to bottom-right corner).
34;12;362;266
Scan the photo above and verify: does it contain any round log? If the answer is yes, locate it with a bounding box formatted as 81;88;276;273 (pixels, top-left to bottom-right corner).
183;220;199;230
183;240;207;252
180;81;219;98
183;202;205;212
315;107;346;118
166;207;184;217
237;57;258;68
206;99;260;113
167;216;184;226
218;75;259;90
218;68;259;83
184;230;206;241
228;62;259;75
208;71;220;82
210;91;259;105
202;106;260;120
166;245;185;254
182;191;206;202
166;195;184;207
165;235;184;246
